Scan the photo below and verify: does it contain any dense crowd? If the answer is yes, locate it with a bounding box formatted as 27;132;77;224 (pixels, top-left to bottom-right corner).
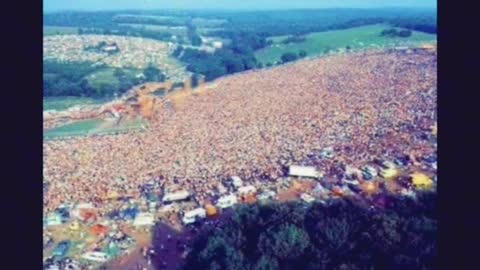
43;49;437;215
43;34;189;81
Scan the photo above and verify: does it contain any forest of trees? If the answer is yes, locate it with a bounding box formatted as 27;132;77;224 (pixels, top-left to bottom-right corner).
43;60;165;98
172;31;267;81
176;192;437;270
380;28;413;38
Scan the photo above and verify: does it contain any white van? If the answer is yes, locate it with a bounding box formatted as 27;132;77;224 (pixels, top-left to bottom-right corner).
81;252;109;262
162;190;190;203
182;208;207;225
216;195;238;209
133;213;154;227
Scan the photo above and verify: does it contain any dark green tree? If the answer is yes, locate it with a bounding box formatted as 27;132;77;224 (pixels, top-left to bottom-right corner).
281;52;298;63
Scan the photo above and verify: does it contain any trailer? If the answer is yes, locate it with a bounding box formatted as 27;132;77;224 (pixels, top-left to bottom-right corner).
289;165;321;178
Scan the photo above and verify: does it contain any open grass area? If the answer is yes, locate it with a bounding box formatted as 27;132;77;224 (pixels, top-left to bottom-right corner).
44;119;105;139
43;97;106;111
44;26;79;35
86;67;143;90
44;118;148;140
255;24;437;64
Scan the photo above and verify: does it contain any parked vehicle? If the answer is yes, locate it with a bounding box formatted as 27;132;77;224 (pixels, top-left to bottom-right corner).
216;195;238;209
182;208;207;225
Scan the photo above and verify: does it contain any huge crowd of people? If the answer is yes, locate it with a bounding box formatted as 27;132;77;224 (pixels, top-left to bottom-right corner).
43;49;437;216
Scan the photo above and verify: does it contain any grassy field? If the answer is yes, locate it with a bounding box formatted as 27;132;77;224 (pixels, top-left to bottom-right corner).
44;119;105;139
86;67;143;90
255;24;437;64
44;26;79;35
44;118;148;140
43;97;106;111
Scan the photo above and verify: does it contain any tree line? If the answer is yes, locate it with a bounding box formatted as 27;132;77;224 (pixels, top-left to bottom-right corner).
177;192;437;270
43;60;165;98
172;31;268;81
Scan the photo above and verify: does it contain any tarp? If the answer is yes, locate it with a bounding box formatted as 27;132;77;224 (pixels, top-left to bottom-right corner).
205;204;218;216
380;168;400;179
106;191;120;200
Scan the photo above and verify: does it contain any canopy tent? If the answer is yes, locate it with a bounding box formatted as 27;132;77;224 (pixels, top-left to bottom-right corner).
411;173;434;190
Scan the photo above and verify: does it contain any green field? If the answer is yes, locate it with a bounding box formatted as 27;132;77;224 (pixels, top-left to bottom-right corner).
86;67;143;90
44;119;105;139
44;26;79;35
255;24;437;64
43;97;106;111
44;118;148;140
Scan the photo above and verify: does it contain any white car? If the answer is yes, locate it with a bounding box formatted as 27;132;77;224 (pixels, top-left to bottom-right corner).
182;208;207;225
216;195;238;209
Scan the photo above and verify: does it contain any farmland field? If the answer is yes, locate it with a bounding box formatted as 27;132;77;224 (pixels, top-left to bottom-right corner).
255;24;437;64
44;26;79;35
43;97;106;111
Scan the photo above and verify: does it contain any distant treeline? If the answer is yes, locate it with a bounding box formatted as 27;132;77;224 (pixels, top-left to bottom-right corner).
77;27;173;42
177;192;437;270
112;15;187;27
44;9;437;38
380;28;413;38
